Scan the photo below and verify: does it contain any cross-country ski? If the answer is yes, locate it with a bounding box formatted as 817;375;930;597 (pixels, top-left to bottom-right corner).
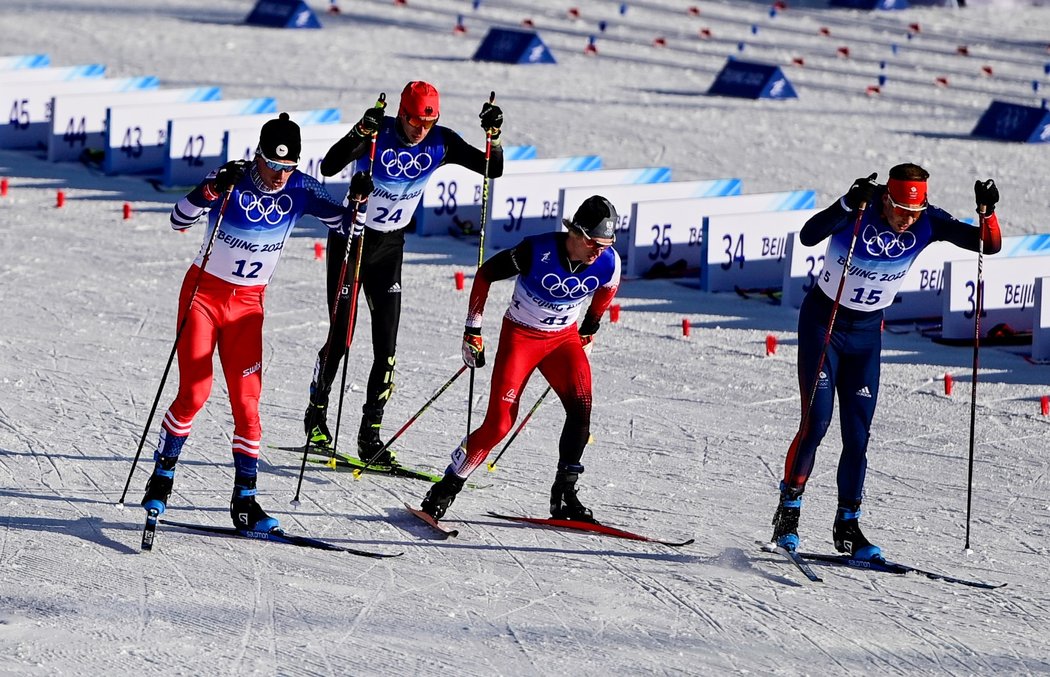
404;502;459;538
489;512;694;547
158;519;402;558
798;552;1005;590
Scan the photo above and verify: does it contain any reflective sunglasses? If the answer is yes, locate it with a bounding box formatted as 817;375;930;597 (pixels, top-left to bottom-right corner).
403;113;438;130
259;152;297;174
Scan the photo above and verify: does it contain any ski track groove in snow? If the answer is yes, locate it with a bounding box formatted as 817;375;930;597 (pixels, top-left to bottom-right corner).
602;555;725;635
491;516;593;656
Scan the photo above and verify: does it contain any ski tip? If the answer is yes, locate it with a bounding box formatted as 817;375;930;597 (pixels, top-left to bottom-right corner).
404;502;458;538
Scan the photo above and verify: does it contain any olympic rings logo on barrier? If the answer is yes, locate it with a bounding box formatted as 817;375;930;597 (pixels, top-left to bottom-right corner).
863;224;916;259
379;149;433;179
240;192;294;225
541;273;599;299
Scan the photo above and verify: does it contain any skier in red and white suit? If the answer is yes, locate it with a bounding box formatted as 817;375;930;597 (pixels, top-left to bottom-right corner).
140;113;350;533
417;196;621;522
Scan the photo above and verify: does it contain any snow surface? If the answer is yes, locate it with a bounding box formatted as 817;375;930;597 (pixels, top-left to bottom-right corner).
1;0;1049;675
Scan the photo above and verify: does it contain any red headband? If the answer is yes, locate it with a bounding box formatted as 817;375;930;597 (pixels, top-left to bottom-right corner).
886;178;927;211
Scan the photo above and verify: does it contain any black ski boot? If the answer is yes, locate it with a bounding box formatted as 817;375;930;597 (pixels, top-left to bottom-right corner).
230;476;279;533
358;409;394;465
833;504;882;561
141;455;178;515
550;463;594;522
304;382;333;450
420;472;465;520
771;482;803;551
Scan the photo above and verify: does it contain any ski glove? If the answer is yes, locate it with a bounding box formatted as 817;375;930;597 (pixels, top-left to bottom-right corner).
479;102;503;141
462;327;486;368
579;316;600;347
213;160;249;195
354;106;385;138
348;171;374;203
844;173;878;211
974;179;998;215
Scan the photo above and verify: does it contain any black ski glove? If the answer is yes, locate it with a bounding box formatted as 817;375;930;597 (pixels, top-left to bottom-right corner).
579;316;600;347
974;179;998;215
354;106;385;138
844;173;878;211
479;102;503;141
348;171;374;203
213;160;249;194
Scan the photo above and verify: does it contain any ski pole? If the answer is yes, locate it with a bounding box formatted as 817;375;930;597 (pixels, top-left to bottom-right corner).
329;201;368;455
476;90;495;269
788;200;868;481
487;386;551;471
464;91;496;471
466;365;475;459
353;365;468;477
330;95;387;456
963;206;987;551
118;187;235;505
292;92;385;506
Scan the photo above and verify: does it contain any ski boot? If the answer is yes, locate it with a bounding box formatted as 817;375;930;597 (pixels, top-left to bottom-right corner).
141;428;187;514
304;383;333;450
230;476;279;533
771;482;803;551
358;410;394;466
550;463;594;522
141;455;178;515
833;503;881;561
420;471;466;520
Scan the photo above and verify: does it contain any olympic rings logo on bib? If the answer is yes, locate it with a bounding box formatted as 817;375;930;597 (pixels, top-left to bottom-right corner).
379;149;433;179
240;192;294;225
541;273;599;299
863;224;916;259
